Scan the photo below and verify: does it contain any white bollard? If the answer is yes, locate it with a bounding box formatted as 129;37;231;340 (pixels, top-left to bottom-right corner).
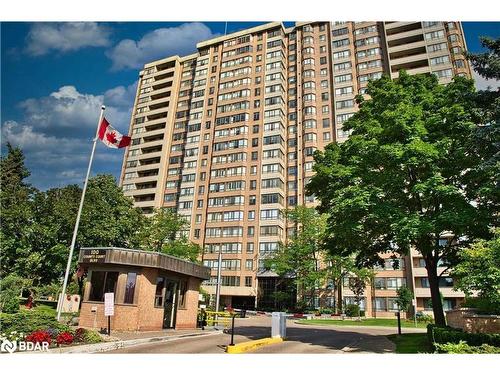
271;312;286;338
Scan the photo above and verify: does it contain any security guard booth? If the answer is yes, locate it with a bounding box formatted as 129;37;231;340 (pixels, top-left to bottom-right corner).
77;247;210;331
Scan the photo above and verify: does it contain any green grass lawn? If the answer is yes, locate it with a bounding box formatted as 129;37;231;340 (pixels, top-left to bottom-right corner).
387;333;433;353
297;318;429;329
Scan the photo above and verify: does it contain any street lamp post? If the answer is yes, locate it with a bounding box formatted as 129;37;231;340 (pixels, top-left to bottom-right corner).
215;249;222;317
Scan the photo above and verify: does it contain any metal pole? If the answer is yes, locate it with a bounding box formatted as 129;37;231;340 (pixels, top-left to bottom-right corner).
397;310;402;335
230;314;237;346
56;105;106;321
108;316;111;336
215;249;222;315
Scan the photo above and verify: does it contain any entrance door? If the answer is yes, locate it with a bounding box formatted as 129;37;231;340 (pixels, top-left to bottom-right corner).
163;279;178;329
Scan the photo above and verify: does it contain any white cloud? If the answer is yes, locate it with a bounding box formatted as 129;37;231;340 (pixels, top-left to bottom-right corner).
106;22;217;70
472;69;500;91
25;22;111;56
104;81;138;108
18;85;132;136
2;83;134;189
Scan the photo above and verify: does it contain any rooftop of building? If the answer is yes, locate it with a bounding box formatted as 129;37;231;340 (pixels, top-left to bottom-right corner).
79;247;211;280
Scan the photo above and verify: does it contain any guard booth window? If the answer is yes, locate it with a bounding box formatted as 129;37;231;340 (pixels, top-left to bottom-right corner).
88;271;118;301
155;277;166;307
178;280;187;309
124;272;137;304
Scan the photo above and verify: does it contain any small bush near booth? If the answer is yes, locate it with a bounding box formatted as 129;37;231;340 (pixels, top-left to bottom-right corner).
0;310;69;335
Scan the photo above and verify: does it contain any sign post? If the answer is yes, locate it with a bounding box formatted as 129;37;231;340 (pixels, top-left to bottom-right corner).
104;292;114;336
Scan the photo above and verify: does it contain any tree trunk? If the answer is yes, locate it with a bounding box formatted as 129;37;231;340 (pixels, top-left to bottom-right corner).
336;281;343;314
425;257;446;327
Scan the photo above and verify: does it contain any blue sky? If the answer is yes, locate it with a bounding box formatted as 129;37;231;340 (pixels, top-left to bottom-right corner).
1;21;499;190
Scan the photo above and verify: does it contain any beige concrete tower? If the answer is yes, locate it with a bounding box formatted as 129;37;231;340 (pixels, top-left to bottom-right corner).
120;21;471;312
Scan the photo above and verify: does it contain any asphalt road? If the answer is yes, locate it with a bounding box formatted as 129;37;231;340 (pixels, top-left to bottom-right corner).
106;316;417;354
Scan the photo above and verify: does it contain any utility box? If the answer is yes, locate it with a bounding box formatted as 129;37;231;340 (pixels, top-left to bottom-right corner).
271;312;286;338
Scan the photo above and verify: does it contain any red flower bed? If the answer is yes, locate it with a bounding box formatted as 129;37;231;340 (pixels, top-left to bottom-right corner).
26;330;51;345
56;331;74;346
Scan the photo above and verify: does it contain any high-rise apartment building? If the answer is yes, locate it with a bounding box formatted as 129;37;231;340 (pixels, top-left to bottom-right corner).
120;21;471;315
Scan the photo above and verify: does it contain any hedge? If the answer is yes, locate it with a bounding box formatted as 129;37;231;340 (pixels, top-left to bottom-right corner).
0;310;69;335
427;324;500;347
434;341;500;354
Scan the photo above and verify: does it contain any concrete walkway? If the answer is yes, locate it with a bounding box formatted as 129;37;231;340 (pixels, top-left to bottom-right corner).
43;329;222;354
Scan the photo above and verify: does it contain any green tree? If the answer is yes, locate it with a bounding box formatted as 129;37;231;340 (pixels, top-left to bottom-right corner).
0;144;38;280
29;174;145;285
135;208;201;262
347;268;374;317
395;285;414;313
267;206;327;309
323;255;365;314
466;37;500;81
308;71;496;326
465;37;499;223
451;230;500;307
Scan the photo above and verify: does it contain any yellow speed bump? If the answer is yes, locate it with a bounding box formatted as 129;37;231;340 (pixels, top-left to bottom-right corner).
226;337;284;354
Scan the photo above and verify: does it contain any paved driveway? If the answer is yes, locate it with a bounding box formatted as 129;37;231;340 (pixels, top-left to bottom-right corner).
106;316;417;354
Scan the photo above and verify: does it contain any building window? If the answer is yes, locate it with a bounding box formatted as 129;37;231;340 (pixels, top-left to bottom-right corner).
247;243;254;253
123;272;137;304
154;277;165;307
375;297;387;311
245;260;253;270
178;280;187;309
245;276;252;287
88;271;119;302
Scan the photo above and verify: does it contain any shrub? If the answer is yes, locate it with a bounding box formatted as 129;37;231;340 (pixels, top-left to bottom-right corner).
319;308;333;314
345;304;360;317
26;330;51;345
56;331;74;346
0;274;24;313
427;324;500;347
434;341;500;354
82;329;102;344
45;327;60;339
0;330;26;342
416;312;434;324
74;328;86;343
0;310;69;335
461;297;500;315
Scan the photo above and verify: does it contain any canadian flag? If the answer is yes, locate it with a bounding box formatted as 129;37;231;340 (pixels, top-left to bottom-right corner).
98;117;131;148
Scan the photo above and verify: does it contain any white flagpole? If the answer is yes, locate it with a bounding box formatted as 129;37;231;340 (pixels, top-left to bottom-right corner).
57;105;106;321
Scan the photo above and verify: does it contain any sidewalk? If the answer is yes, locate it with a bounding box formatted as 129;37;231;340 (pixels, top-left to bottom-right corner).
44;328;222;354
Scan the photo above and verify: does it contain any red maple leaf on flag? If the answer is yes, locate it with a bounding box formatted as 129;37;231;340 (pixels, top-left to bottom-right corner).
106;131;118;144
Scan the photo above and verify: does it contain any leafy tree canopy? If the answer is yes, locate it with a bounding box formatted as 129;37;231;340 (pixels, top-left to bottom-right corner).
307;71;498;326
134;208;201;262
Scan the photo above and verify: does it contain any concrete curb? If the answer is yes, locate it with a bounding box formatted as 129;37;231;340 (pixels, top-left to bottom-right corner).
294;320;426;332
45;330;223;354
226;337;284;354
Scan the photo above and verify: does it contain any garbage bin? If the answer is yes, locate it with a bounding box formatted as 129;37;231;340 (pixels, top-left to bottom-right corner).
240;309;246;318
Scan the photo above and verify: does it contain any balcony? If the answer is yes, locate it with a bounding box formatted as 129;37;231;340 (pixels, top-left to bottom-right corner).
386;28;424;44
384;22;422;35
391;65;430;79
414;287;465;298
388;40;426;55
390;52;429;69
